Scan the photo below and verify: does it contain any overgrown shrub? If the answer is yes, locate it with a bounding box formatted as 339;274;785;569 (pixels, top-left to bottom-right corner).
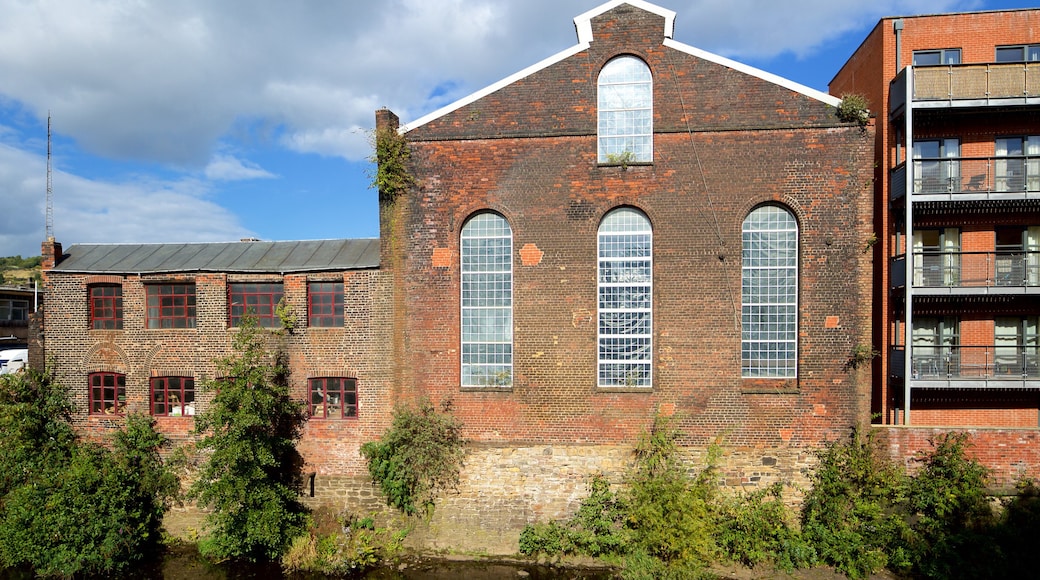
282;510;407;574
369;124;416;204
189;316;309;562
0;368;177;579
360;399;465;515
716;482;816;571
800;429;910;579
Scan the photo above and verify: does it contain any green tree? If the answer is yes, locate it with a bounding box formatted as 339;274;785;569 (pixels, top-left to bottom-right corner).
189;315;309;561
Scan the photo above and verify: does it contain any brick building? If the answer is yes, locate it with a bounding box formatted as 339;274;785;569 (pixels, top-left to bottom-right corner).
832;8;1040;484
38;1;874;551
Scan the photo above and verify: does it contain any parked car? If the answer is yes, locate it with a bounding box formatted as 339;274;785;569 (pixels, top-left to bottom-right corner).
0;348;28;374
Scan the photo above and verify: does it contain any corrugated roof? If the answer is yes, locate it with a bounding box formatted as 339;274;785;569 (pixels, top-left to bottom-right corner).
52;239;380;274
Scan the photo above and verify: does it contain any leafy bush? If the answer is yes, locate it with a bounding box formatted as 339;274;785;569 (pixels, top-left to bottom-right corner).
716;482;815;571
800;429;910;579
0;374;177;580
836;93;870;125
189;316;309;562
282;510;407;574
360;399;465;515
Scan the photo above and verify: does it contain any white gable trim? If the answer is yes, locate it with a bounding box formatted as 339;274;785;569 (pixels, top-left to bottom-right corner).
574;0;675;44
399;42;588;133
663;38;841;106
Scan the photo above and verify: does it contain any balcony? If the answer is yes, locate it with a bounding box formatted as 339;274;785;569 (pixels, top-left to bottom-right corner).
890;156;1040;202
890;62;1040;114
892;250;1040;294
891;345;1040;389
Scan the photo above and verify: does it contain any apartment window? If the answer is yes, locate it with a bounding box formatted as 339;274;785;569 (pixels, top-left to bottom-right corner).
308;281;343;327
912;139;960;194
150;376;195;417
229;282;284;328
912;317;958;379
742;205;798;378
995;136;1040;192
146;284;196;329
598;55;652;163
461;213;513;387
89;285;123;329
0;298;29;322
912;228;960;287
912;49;961;65
996;317;1040;377
598;208;652;387
89;372;126;415
996;44;1040;62
309;377;357;419
995;226;1040;286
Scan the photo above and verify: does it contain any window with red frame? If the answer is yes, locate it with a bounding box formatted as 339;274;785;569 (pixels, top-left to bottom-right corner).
229;282;283;328
308;281;343;327
146;284;196;329
150;376;196;417
89;285;123;329
309;377;357;419
89;372;126;415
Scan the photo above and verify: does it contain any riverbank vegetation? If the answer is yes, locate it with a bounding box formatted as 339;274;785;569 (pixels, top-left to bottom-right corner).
520;417;1040;579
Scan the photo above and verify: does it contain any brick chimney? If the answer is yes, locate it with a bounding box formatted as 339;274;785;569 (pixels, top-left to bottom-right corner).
375;107;399;132
41;237;63;271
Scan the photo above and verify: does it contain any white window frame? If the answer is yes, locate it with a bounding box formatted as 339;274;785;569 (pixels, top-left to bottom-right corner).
598;55;653;164
741;205;798;378
460;213;513;387
598;208;652;387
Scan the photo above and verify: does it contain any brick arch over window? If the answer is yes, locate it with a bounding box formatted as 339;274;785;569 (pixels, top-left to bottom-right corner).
597;55;652;163
598;207;652;387
460;212;513;387
741;204;799;378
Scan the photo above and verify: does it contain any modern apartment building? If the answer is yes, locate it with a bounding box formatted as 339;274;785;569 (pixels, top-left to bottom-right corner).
832;9;1040;466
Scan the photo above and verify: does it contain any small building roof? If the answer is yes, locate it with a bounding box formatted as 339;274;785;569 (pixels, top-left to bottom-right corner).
51;239;380;275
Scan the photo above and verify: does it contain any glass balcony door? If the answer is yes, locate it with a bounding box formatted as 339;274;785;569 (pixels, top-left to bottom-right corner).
996;136;1040;192
913;139;960;194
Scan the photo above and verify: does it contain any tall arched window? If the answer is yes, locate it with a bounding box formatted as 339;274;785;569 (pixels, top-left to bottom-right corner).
461;213;513;387
598;208;652;387
598;55;652;163
741;205;798;378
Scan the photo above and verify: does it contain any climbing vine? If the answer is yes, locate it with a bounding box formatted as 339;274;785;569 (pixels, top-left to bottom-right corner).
368;126;415;204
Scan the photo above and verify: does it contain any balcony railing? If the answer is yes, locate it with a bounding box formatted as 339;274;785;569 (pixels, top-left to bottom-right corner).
899;250;1040;289
902;345;1040;381
890;62;1040;112
890;156;1040;200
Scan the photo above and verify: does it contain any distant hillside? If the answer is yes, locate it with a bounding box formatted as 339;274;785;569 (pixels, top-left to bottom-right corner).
0;256;42;287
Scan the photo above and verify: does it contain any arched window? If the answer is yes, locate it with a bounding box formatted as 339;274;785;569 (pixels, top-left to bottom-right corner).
598;55;652;163
461;213;513;387
598;208;652;387
741;205;798;378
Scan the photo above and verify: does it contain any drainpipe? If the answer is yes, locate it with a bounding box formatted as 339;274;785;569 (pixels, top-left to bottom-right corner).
894;19;904;71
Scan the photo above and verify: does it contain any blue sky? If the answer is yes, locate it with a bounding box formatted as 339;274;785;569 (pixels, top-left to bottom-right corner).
0;0;1033;258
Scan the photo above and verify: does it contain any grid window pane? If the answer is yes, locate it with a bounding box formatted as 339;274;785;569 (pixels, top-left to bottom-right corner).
598;208;652;387
598;56;652;163
88;372;126;415
742;206;798;378
309;377;358;419
308;281;344;327
90;285;123;329
150;376;196;417
229;283;284;328
461;213;513;387
146;284;196;329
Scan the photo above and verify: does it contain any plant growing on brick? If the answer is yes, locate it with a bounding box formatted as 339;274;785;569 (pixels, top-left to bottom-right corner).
360;399;465;516
189;315;309;562
369;125;415;204
836;93;870;126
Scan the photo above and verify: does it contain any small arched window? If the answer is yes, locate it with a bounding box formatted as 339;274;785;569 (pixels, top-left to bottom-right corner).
741;205;798;378
598;208;652;387
461;213;513;387
598;56;653;163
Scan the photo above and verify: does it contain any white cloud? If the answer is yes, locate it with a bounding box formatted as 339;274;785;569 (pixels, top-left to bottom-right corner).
204;154;276;181
0;142;252;257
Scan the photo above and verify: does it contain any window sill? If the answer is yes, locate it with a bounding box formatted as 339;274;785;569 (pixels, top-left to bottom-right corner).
596;386;653;393
597;161;653;169
460;385;513;392
741;378;799;394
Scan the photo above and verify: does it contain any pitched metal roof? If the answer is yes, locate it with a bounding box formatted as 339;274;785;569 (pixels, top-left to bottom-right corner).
51;239;380;274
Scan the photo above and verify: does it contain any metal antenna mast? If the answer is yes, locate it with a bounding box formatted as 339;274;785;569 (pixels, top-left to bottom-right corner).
45;113;54;240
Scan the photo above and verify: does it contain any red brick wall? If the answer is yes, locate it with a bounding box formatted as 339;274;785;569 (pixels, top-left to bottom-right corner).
389;4;875;451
